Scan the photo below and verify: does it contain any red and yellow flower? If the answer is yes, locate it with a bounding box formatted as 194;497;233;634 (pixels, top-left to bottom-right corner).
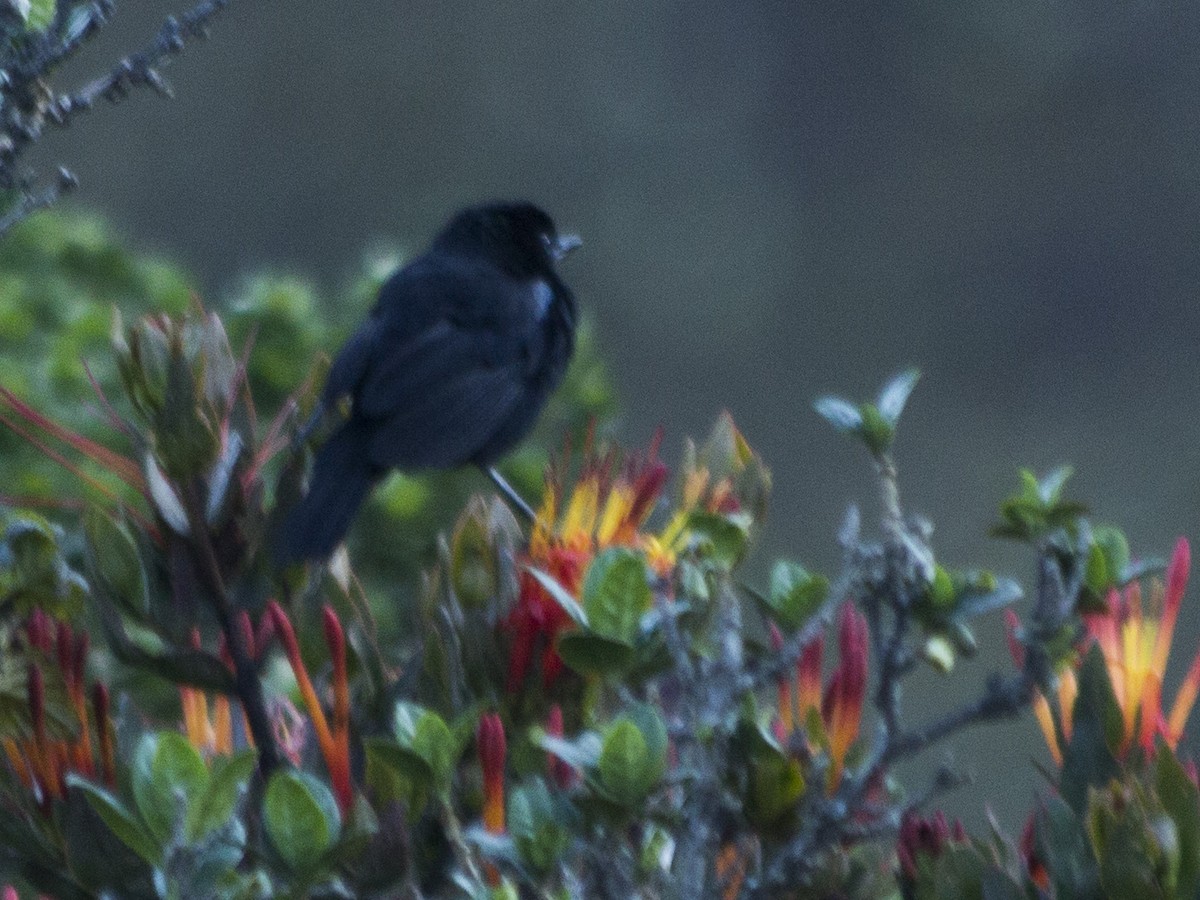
1009;537;1200;765
506;421;765;693
2;611;115;810
505;435;670;691
772;603;868;792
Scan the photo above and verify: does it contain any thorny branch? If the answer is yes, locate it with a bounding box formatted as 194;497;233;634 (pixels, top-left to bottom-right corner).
0;0;235;237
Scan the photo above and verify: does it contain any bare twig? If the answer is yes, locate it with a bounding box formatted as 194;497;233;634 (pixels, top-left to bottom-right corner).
179;478;280;776
0;0;237;237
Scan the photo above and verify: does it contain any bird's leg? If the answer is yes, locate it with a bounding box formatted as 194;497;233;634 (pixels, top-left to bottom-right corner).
483;465;537;523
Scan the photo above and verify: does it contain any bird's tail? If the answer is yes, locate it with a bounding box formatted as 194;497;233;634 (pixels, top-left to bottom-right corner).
273;419;381;563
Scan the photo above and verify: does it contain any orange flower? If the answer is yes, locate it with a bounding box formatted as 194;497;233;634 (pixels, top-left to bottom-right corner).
3;612;114;809
477;712;507;887
822;603;868;791
268;601;353;814
773;603;868;793
1010;537;1200;764
180;628;235;758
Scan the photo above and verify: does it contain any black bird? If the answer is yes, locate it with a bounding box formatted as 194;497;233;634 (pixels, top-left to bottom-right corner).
276;202;580;562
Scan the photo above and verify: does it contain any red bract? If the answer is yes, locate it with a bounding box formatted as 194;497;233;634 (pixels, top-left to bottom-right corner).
771;603;868;794
822;603;868;791
477;712;506;835
896;810;966;883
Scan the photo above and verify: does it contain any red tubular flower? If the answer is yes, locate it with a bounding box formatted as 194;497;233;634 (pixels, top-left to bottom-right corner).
268;600;353;814
769;623;794;739
4;614;115;811
796;634;824;725
477;712;507;835
1021;813;1050;891
896;810;966;883
545;705;575;789
822;603;868;792
322;604;352;814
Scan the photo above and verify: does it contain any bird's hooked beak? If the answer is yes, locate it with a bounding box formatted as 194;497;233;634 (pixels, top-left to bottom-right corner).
551;233;582;261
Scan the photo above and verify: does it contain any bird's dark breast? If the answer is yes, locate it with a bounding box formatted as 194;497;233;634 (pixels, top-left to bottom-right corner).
466;286;575;465
344;261;575;472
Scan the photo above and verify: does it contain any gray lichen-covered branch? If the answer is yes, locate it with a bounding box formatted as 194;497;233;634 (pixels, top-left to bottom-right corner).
0;0;235;237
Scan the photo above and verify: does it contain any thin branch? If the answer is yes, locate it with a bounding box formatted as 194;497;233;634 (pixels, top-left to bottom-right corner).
883;672;1032;764
179;478;280;776
0;0;237;237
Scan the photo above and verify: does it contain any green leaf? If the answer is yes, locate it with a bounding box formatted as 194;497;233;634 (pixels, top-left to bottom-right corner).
686;511;751;569
509;778;573;872
1038;466;1074;505
528;729;603;772
624;703;668;782
142;453;189;535
557;631;636;676
1060;646;1123;814
951;576;1022;621
764;561;829;631
264;770;339;873
1156;747;1200;898
581;547;651;644
83;507;149;617
922;634;956;673
929;564;956;609
26;0;53;31
1036;795;1099;897
68;775;162;866
131;732;209;843
748;750;805;828
363;736;424;813
598;719;652;807
596;713;665;808
368;736;435;789
1085;541;1110;598
858;403;894;454
451;501;498;607
932;842;986;899
184;749;256;841
410;710;456;795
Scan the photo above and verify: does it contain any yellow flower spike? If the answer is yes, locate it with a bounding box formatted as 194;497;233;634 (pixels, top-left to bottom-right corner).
683;467;709;510
597;483;635;546
562;477;599;549
1033;694;1063;767
1057;669;1077;745
214;695;233;756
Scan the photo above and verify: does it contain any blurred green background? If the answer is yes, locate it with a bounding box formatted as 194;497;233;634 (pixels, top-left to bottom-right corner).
17;0;1200;830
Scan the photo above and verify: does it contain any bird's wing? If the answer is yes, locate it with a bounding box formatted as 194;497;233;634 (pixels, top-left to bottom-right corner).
354;262;549;469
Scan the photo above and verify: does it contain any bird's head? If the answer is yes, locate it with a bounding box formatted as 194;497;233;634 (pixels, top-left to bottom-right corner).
435;202;581;278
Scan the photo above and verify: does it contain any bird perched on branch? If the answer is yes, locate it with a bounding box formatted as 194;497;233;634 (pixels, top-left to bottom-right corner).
275;202;580;562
